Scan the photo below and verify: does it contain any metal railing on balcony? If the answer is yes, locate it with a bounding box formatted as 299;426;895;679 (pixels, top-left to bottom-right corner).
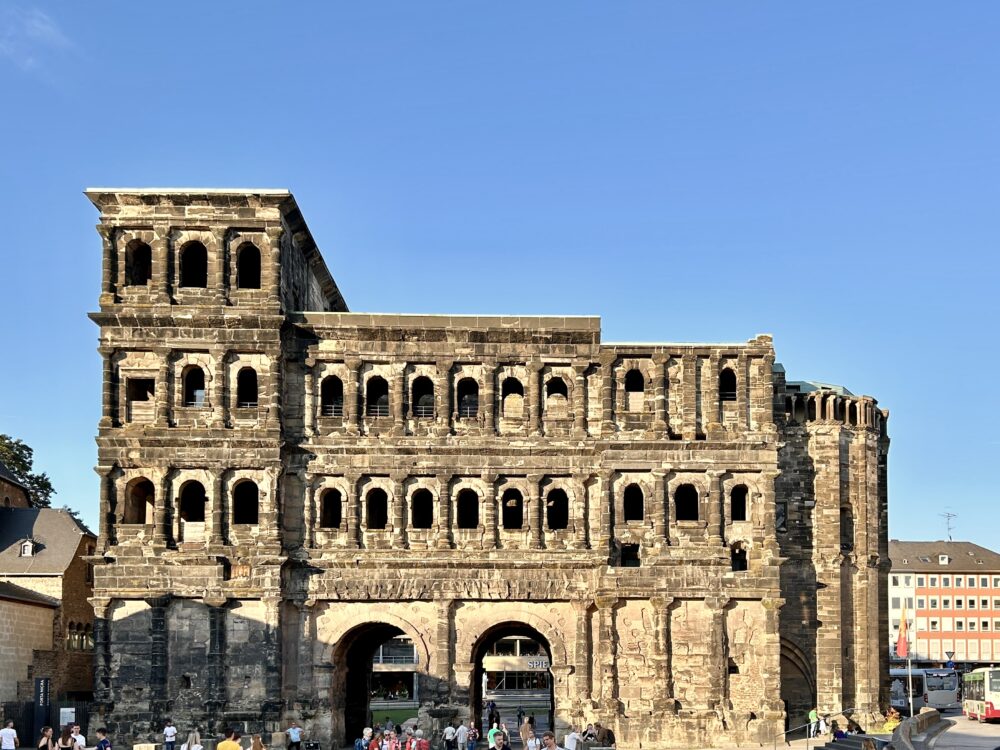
367;403;390;418
458;405;478;418
413;404;435;418
321;403;344;417
237;401;259;409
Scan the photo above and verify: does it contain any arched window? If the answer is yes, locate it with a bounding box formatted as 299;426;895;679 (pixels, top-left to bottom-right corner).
848;401;859;426
366;488;388;529
840;506;855;551
720;368;737;402
124;477;155;525
546;377;568;398
457;489;479;529
623;484;644;522
179;241;208;288
501;377;524;418
731;485;748;523
182;366;206;407
232;480;259;525
236;242;261;289
675;484;699;522
366;376;389;417
501;489;523;530
807;398;817;421
179;481;207;522
236;368;258;408
624;369;644;412
321;375;344;417
546;489;569;530
624;369;645;392
412;376;435;418
545;377;568;417
320;488;342;529
457;378;479;418
731;543;748;572
125;240;152;286
411;489;434;529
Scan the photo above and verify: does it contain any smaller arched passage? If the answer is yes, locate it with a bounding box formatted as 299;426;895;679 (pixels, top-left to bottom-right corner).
545;489;569;530
182;366;206;407
179;481;207;523
456;489;480;529
501;488;524;530
232;480;259;525
501;377;524;418
410;489;435;529
366;376;390;417
125;240;152;286
236;368;259;408
457;378;479;418
623;483;644;522
730;485;748;523
780;638;816;729
411;376;435;418
320;488;343;529
675;483;700;522
719;368;737;402
366;488;389;529
321;375;344;417
179;241;208;288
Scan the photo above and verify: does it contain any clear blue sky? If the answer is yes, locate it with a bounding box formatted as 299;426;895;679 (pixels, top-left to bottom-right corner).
1;3;996;545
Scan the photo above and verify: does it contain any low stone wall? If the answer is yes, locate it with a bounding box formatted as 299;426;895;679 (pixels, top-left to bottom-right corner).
889;707;941;749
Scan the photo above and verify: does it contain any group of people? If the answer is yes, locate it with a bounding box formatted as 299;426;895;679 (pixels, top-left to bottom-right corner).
807;708;874;742
355;715;614;750
0;721;111;750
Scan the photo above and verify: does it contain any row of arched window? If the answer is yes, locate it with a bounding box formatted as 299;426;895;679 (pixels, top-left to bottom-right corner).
65;622;94;651
176;366;259;409
313;482;750;531
122;239;262;290
316;367;737;419
121;477;261;525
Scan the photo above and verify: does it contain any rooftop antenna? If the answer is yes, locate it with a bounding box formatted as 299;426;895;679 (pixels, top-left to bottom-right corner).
940;512;957;542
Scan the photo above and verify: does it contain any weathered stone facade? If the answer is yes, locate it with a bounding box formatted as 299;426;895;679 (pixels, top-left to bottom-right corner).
88;189;890;749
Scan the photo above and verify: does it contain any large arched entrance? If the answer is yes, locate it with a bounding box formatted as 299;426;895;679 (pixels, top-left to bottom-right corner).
471;623;554;739
332;623;417;744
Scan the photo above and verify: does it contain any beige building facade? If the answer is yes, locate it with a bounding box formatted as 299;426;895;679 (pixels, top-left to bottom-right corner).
88;189;890;748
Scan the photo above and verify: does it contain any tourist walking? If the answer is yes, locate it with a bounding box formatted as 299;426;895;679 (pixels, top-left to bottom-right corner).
807;707;819;738
162;721;177;750
562;727;582;750
36;727;53;750
455;721;468;750
217;729;241;750
525;731;540;750
442;723;456;750
1;722;19;750
95;729;111;750
540;732;564;750
519;718;531;746
251;735;266;750
466;725;478;750
180;731;203;750
285;723;303;750
489;732;511;750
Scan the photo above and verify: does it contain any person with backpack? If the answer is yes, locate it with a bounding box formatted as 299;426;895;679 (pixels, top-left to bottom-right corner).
354;728;372;750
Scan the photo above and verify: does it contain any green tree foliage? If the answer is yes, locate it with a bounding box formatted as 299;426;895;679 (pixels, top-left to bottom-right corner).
0;434;55;508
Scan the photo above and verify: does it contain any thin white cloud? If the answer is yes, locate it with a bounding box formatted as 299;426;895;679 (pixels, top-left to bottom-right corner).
0;5;74;73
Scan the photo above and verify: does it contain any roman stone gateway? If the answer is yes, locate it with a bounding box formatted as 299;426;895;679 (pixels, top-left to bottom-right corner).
87;189;890;749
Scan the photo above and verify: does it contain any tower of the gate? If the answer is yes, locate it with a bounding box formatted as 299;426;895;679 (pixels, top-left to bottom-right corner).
88;188;889;749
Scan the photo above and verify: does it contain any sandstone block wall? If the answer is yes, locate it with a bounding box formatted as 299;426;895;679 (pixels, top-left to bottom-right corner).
87;190;889;749
0;598;55;701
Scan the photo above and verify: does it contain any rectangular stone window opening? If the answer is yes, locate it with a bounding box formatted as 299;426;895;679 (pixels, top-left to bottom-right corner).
126;378;155;422
620;543;641;567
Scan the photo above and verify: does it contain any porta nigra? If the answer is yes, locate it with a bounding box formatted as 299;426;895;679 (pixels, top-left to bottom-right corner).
87;189;890;749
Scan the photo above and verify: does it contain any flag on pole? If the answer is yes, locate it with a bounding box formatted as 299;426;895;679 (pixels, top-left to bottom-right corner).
896;603;909;659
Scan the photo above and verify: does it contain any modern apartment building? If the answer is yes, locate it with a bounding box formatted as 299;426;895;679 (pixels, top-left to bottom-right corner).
889;541;1000;667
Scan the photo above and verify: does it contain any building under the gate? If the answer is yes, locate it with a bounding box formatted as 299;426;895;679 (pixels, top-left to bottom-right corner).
87;189;891;749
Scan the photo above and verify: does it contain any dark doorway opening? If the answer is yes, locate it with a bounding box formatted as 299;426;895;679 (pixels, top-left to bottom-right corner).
335;623;408;746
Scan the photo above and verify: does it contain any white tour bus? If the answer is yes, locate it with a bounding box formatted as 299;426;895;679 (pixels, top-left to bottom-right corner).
891;668;960;713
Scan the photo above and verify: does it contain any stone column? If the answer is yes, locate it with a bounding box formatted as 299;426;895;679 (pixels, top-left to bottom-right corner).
707;470;724;546
212;227;227;304
736;352;750;430
482;473;498;550
155;349;172;427
600;356;615;436
650;595;676;710
652;358;667;434
211;349;227;427
92;600;113;705
595;596;622;712
597;472;614;554
526;362;542;435
483;363;496;434
147;596;170;707
392;366;405;436
155;472;170;546
205;598;229;720
99;347;115;428
435;360;453;436
345;359;361;434
709;597;731;710
529;474;544;549
304;476;316;549
573;599;594;710
683;354;698;439
436;474;453;549
210;471;225;546
266;226;282;308
392;473;407;548
96;466;114;550
303;359;316;438
263;468;280;543
571;476;588;550
266;351;281;429
98;224;114;305
573;363;588;436
652;471;666;544
153;224;170;303
431;599;454;692
345;474;361;549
